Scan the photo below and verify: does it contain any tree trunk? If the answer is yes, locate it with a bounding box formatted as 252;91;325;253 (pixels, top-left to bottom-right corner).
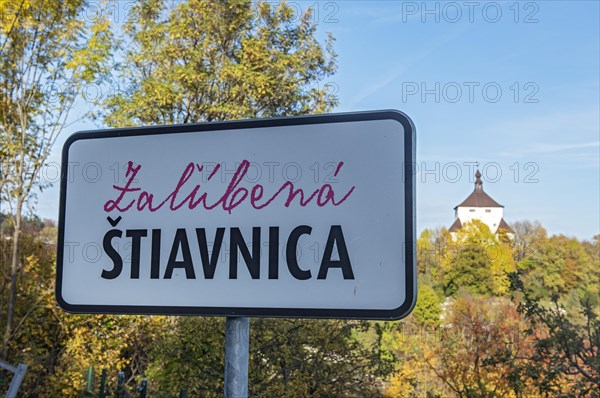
2;197;21;359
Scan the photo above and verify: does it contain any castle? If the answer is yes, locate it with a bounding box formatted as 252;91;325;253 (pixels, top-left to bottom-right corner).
449;170;513;238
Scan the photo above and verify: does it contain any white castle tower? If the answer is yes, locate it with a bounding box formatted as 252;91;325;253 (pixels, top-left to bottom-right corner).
449;170;513;237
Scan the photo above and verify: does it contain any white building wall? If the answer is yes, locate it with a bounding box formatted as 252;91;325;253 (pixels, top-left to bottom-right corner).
456;206;503;232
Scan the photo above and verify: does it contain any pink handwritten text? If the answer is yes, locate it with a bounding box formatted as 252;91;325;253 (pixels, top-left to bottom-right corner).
104;160;356;214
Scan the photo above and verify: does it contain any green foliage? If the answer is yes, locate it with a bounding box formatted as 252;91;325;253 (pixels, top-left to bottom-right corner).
510;273;600;395
144;318;390;397
411;284;442;329
518;234;599;301
145;317;225;397
0;231;59;394
444;241;494;296
103;0;337;127
416;228;443;281
440;220;515;297
250;319;388;397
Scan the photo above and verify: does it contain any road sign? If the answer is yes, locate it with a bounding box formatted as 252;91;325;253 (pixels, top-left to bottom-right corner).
56;110;416;319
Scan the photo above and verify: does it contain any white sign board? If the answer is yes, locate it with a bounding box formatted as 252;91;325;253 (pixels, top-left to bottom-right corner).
57;110;416;319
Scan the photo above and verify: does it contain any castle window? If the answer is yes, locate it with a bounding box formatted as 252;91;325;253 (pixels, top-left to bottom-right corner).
469;209;475;212
485;209;491;213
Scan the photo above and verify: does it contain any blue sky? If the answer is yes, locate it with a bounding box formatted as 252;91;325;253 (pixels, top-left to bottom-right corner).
37;0;599;240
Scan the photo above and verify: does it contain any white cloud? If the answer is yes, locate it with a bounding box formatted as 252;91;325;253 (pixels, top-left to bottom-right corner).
522;141;599;154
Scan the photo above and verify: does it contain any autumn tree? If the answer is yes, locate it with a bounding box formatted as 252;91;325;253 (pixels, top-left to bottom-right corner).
416;228;444;284
0;229;58;392
441;220;515;297
422;293;537;398
384;294;536;397
517;233;599;301
0;222;119;396
0;0;112;358
510;273;600;396
410;284;442;329
103;0;337;127
511;220;547;262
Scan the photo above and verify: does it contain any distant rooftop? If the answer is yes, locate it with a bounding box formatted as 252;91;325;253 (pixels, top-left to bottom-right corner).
448;218;462;233
454;170;503;210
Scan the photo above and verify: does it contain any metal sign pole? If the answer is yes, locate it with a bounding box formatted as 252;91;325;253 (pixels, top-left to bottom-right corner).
224;317;249;398
0;359;28;398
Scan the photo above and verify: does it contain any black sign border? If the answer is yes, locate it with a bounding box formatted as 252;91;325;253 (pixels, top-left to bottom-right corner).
56;110;416;320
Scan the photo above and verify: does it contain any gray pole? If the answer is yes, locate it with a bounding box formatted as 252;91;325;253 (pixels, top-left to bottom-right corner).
224;316;249;398
6;363;27;398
